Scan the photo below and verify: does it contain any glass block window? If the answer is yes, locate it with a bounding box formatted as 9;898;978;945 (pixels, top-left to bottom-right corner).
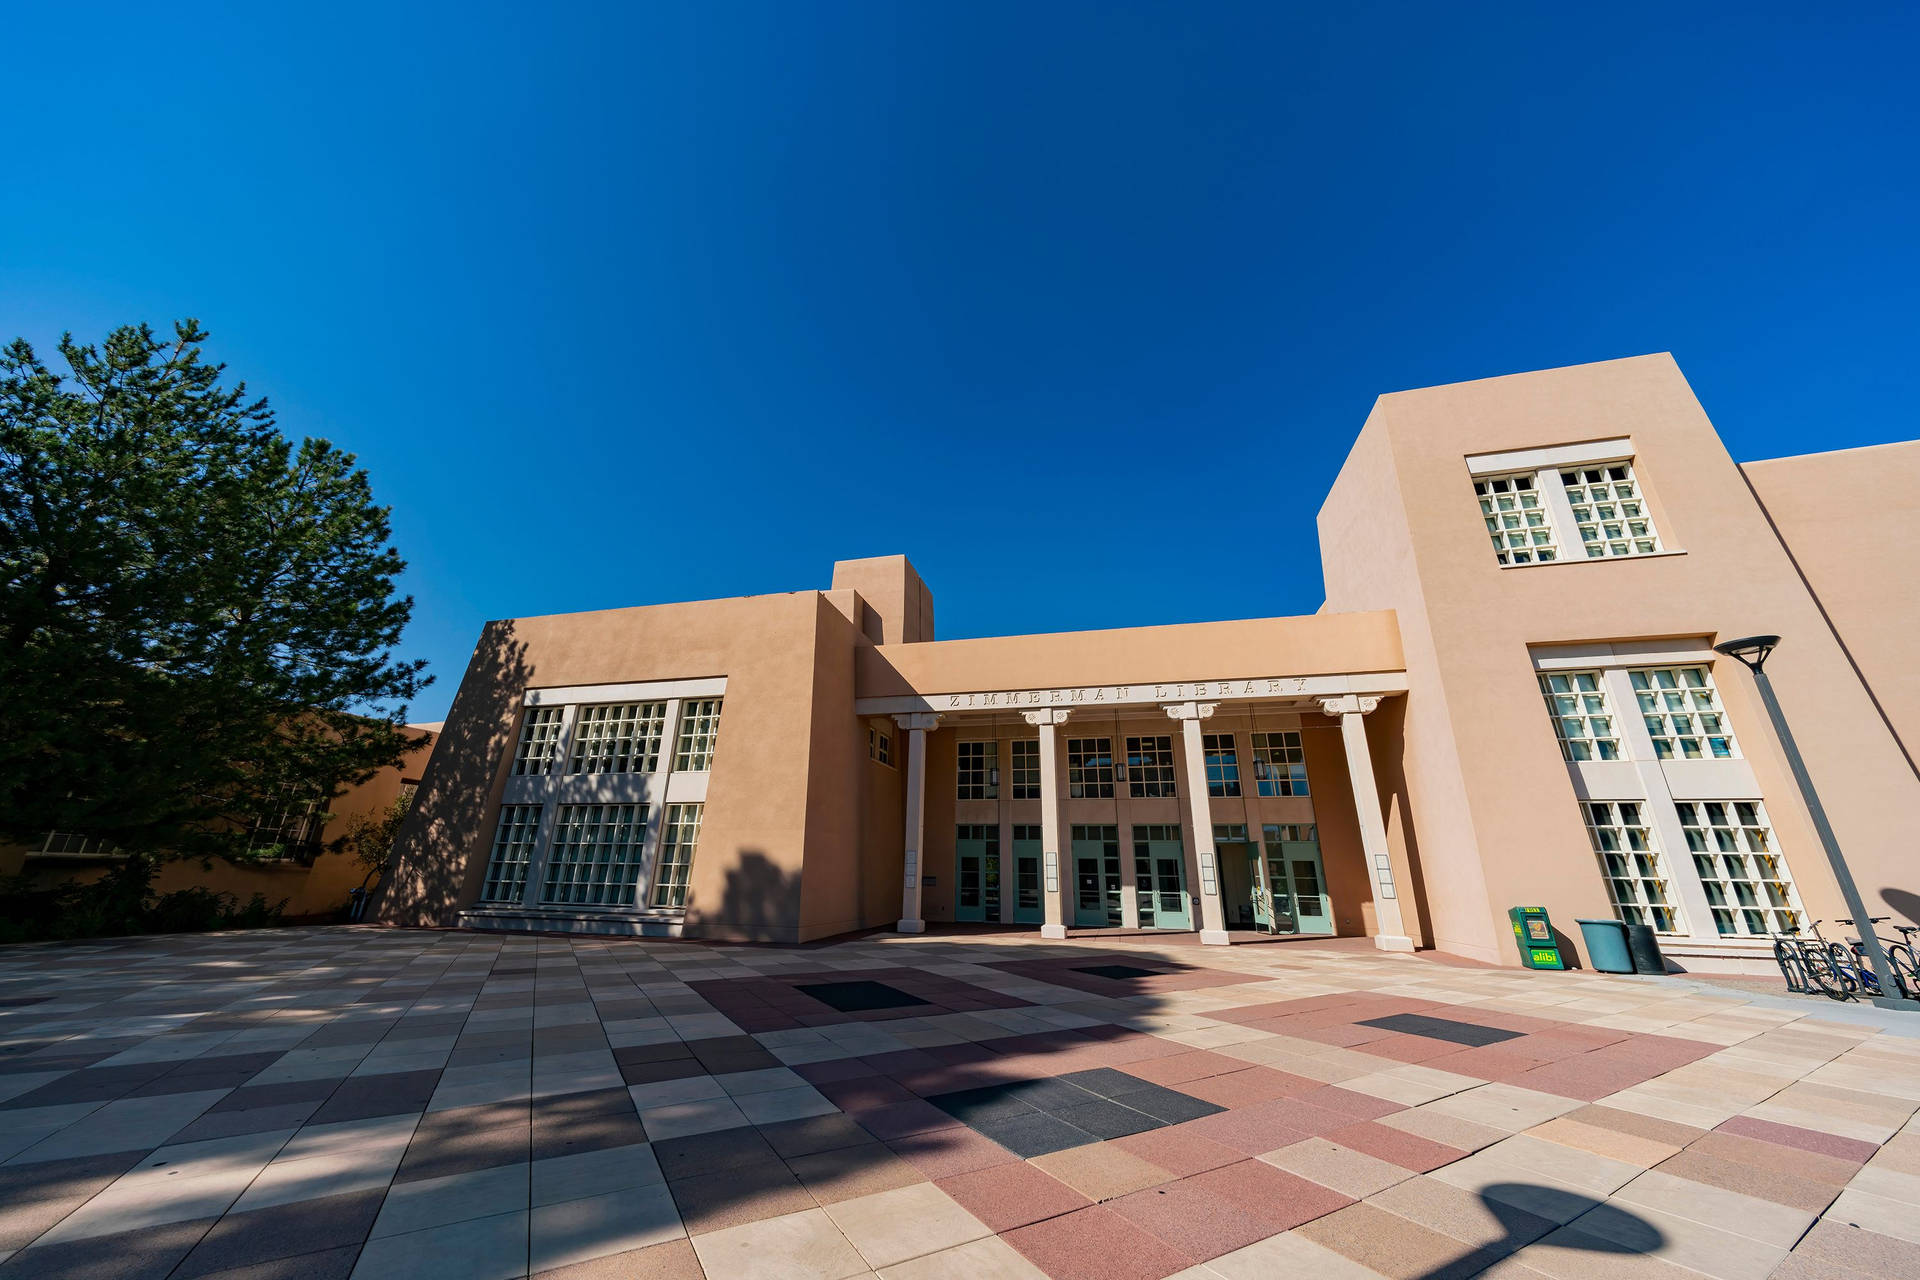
541;803;648;906
1629;666;1736;759
1010;740;1041;799
1474;470;1557;565
650;803;702;909
1677;800;1800;936
1539;672;1621;761
1068;738;1115;799
1561;462;1659;558
957;741;998;800
1580;801;1681;934
1204;733;1241;797
567;702;666;775
1126;735;1177;798
514;706;566;776
1251;731;1309;797
674;699;723;771
480;804;543;903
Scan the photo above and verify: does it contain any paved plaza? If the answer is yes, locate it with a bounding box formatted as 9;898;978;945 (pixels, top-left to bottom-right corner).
0;928;1917;1280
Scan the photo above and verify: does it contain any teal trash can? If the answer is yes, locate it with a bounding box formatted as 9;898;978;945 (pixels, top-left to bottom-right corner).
1576;919;1635;973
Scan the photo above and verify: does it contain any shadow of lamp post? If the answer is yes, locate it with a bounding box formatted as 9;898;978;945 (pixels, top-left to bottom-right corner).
1714;634;1910;1010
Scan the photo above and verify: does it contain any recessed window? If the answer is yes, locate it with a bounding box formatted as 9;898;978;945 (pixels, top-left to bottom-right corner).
541;803;647;906
1126;736;1177;798
568;702;666;775
876;730;892;767
1474;470;1558;565
513;706;566;776
1250;732;1309;797
1204;733;1241;797
650;803;703;908
480;804;543;903
1213;823;1249;843
1561;462;1660;558
1630;666;1736;759
1580;801;1681;934
1539;672;1620;761
1010;740;1040;799
674;699;723;772
1677;800;1800;937
1067;738;1115;799
957;741;998;800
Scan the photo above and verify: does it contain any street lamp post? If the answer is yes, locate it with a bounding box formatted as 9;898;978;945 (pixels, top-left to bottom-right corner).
1713;635;1909;1010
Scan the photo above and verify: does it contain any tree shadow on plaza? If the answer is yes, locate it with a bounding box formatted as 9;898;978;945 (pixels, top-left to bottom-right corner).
367;619;532;927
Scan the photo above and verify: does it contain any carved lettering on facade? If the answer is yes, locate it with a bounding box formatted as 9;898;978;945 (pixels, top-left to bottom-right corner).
938;677;1309;711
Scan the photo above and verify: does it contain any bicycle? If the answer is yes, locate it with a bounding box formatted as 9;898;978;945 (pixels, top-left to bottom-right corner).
1836;917;1920;1002
1772;921;1855;1001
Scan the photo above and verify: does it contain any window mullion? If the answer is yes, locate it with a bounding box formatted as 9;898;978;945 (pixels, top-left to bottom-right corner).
1535;467;1583;559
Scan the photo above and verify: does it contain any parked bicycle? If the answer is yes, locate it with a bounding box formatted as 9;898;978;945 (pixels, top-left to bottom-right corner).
1772;921;1847;1000
1836;917;1920;1001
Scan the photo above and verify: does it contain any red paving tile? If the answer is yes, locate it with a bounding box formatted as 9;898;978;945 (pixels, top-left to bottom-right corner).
1186;1158;1355;1230
1509;1059;1655;1101
1118;1051;1246;1086
1108;1176;1277;1262
1325;1120;1466;1172
1178;1066;1315;1108
937;1161;1094;1232
1180;1104;1312;1154
1004;1205;1193;1280
1715;1114;1882;1164
1360;1033;1473;1064
1110;1125;1247;1177
1296;1086;1404;1121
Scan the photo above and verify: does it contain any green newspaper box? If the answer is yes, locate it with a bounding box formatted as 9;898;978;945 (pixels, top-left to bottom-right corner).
1508;906;1566;970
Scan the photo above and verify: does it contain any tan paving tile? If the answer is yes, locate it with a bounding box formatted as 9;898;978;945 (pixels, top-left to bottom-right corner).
1296;1200;1493;1280
1610;1167;1812;1249
1261;1136;1414;1198
1202;1228;1391;1280
824;1183;990;1269
1029;1143;1173;1202
875;1234;1047;1280
1525;1117;1680;1168
690;1206;870;1280
1364;1173;1556;1251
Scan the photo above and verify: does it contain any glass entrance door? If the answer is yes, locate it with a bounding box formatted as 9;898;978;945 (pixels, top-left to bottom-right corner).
1261;824;1333;935
1070;825;1122;927
1011;825;1043;924
1132;825;1191;930
955;824;1000;923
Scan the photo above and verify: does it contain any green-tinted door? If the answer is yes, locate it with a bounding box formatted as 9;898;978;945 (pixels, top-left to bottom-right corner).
1071;826;1121;927
955;825;999;923
1132;825;1190;930
1011;826;1043;924
1262;824;1332;935
1245;849;1272;930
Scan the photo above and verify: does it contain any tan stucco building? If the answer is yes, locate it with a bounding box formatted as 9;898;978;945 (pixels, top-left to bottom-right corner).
377;355;1920;971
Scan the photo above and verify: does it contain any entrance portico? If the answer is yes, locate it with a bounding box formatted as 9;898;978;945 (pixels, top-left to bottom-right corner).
860;672;1411;949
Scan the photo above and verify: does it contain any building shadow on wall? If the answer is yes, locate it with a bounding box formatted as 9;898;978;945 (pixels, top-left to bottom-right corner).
368;620;532;926
1880;887;1920;928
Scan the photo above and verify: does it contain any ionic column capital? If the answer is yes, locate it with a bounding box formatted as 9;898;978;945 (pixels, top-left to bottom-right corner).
1021;708;1072;727
1163;701;1218;721
893;712;943;732
1317;694;1381;718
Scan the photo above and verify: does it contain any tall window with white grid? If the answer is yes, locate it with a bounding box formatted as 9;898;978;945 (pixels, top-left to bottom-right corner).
514;707;566;776
568;703;666;775
1204;733;1241;797
1630;666;1736;759
480;804;543;902
1579;801;1682;934
650;804;703;908
1539;672;1620;761
1067;738;1115;799
1677;801;1801;937
1561;462;1660;558
540;804;649;906
1010;740;1040;799
1474;470;1558;565
674;699;723;771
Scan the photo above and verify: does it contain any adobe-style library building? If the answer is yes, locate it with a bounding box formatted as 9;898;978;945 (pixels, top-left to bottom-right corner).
376;354;1920;971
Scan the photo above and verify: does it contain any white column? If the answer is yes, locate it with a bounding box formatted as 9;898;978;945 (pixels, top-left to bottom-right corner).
1168;702;1230;945
1024;709;1071;939
1321;695;1415;952
894;713;940;933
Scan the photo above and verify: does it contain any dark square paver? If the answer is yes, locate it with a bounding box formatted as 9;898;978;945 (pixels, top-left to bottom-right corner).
1356;1013;1524;1046
795;980;931;1013
1073;964;1167;981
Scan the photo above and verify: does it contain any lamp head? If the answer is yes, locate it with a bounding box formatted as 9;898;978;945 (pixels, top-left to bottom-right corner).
1713;634;1781;672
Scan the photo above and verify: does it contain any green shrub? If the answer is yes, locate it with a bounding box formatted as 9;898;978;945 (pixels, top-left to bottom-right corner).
0;858;288;944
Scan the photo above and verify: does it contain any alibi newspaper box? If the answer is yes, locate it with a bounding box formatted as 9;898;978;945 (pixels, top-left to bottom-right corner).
1508;906;1567;970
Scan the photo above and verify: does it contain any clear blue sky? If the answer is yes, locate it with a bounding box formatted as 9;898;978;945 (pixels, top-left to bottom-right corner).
4;3;1915;721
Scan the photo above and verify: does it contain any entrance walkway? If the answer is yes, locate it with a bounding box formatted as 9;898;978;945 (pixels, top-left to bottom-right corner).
0;926;1915;1279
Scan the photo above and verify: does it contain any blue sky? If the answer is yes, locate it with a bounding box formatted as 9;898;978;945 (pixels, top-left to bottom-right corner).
4;3;1915;721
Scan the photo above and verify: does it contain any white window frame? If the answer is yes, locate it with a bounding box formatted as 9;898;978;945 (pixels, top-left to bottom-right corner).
1676;799;1804;938
1538;671;1621;762
1465;439;1676;569
957;740;998;800
1010;739;1040;799
1580;800;1683;935
1250;731;1309;797
1125;735;1177;799
1628;665;1738;760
